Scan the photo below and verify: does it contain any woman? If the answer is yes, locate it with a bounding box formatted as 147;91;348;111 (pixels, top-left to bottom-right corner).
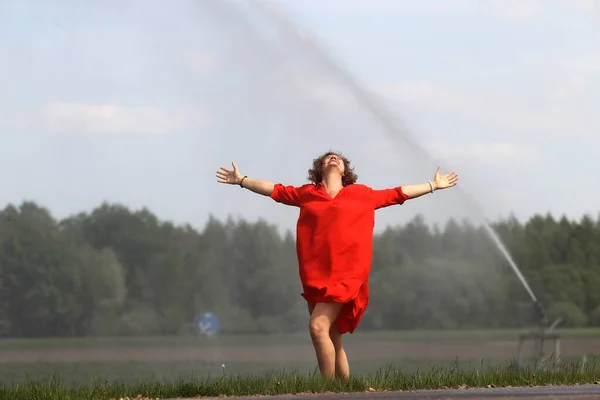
216;151;458;379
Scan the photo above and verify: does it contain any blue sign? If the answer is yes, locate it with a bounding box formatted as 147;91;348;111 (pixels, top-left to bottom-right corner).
198;312;220;336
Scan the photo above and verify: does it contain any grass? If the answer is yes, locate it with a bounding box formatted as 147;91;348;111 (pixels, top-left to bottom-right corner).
2;356;599;386
1;327;600;350
0;358;559;385
1;329;598;398
0;359;598;400
1;356;596;386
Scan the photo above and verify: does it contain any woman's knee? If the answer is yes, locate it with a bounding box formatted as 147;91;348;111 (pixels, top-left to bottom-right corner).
308;317;330;340
308;302;343;340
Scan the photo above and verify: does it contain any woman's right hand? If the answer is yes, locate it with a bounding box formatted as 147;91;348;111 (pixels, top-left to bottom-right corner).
216;161;244;185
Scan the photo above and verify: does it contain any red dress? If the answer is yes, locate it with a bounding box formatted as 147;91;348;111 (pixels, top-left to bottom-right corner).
270;182;409;334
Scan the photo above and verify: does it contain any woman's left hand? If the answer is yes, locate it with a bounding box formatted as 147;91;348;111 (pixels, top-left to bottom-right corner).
433;167;458;190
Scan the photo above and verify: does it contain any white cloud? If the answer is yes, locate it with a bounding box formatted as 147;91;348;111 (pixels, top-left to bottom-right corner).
550;74;586;102
479;0;544;20
292;0;470;15
533;51;600;103
377;81;596;138
354;135;533;175
426;140;537;163
479;0;600;21
295;0;600;19
179;52;215;74
569;0;600;14
558;53;600;75
8;102;212;136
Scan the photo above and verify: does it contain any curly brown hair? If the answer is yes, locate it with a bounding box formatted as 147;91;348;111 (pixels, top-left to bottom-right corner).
307;151;358;186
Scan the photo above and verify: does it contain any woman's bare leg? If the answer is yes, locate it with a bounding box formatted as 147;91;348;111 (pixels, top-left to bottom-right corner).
329;322;350;379
307;302;344;379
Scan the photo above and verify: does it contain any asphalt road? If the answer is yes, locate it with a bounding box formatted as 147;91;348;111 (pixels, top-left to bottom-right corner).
187;385;600;400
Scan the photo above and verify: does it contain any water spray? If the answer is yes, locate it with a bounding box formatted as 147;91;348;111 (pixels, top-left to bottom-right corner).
249;0;543;315
247;2;567;368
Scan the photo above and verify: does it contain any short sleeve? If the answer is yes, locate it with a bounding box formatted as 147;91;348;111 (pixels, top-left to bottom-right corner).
371;187;409;210
270;183;301;207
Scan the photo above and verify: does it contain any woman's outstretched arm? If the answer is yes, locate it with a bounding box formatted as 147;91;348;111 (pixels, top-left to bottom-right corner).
400;182;438;199
372;167;459;209
402;167;458;199
216;161;274;196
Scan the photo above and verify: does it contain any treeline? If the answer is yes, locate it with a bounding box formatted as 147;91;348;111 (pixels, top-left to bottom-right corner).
0;201;599;338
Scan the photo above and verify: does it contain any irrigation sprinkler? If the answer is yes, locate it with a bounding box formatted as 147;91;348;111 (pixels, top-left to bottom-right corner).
516;301;563;370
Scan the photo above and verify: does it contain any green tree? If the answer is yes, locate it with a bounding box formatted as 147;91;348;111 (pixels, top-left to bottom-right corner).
79;246;127;336
0;202;84;337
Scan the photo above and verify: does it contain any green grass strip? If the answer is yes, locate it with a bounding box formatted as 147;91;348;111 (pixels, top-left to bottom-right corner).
1;360;599;400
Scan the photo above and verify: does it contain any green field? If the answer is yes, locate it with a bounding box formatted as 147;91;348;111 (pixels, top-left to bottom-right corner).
1;329;599;399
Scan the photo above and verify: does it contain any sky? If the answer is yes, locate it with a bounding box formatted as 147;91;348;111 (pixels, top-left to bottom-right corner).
0;0;599;234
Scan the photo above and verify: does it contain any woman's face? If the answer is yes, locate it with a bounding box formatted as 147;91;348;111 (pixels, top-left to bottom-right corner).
322;153;345;175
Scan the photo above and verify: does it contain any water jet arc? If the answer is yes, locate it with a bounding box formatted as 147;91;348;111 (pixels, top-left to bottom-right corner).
250;0;540;307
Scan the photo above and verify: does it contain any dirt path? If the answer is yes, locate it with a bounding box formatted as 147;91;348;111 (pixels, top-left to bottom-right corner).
0;338;597;363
